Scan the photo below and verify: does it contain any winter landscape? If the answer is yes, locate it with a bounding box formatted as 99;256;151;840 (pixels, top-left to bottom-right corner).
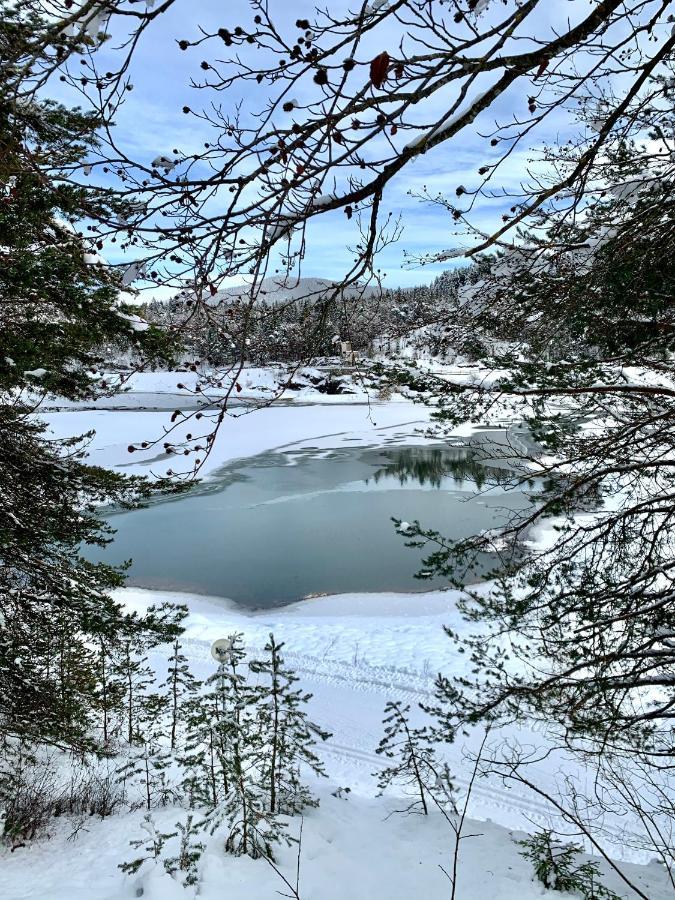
2;2;675;899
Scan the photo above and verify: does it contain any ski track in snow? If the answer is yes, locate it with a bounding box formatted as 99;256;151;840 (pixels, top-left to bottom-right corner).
181;636;435;701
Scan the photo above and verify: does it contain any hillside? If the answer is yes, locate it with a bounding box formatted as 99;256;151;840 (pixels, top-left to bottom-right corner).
210;276;379;307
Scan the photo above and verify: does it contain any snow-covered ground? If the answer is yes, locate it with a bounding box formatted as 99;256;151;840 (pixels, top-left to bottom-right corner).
7;380;670;899
3;787;669;900
41;367;386;410
3;588;672;899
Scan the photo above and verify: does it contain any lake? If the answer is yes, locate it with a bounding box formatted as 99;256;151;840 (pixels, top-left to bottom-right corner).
89;429;535;607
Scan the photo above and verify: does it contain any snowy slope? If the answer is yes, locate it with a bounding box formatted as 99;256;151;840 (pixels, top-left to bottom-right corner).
210;276;378;307
2;587;672;900
3;789;669;900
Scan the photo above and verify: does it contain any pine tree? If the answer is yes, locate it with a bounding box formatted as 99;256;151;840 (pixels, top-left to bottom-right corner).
119;813;176;877
250;634;331;814
163;637;200;751
375;701;455;816
517;831;621;899
117;735;175;812
201;634;280;858
179;634;250;810
95;635;126;747
179;634;290;859
0;3;181;755
180;687;224;811
163;814;205;887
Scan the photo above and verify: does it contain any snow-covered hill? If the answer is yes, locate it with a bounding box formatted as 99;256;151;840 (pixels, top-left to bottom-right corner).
210;276;378;307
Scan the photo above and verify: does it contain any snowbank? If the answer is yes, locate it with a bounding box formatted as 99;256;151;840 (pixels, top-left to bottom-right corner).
3;785;669;900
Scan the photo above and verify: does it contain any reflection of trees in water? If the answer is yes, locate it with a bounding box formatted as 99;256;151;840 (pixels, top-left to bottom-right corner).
369;446;514;490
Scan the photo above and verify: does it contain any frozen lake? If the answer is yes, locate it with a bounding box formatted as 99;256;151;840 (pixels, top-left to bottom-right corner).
86;427;535;607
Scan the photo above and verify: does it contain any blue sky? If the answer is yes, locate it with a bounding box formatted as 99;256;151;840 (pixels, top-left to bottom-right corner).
66;0;615;291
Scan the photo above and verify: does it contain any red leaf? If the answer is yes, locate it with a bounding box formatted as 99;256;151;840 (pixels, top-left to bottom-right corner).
235;382;242;392
535;59;548;78
369;52;390;89
209;283;217;296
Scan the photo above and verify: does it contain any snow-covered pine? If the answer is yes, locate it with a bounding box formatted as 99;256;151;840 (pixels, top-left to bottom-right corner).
249;633;331;814
194;634;288;859
96;636;126;746
162;814;205;887
116;729;175;812
112;633;166;746
162;637;201;751
516;831;621;899
119;813;176;877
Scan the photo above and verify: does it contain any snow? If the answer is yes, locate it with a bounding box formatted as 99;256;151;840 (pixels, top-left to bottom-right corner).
151;154;178;171
312;193;337;207
2;584;672;898
404;92;490;151
83;251;106;265
3;784;669;899
40;398;449;479
209;276;378;308
83;8;110;38
365;0;390;13
116;312;150;331
268;219;293;241
122;261;147;286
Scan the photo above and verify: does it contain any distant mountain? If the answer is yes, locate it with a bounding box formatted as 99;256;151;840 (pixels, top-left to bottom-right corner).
210;276;378;307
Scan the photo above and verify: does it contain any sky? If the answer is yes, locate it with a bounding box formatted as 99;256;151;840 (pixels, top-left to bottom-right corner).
56;0;652;293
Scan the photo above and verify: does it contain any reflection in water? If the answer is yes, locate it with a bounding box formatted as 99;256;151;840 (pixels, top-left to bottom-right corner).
369;446;514;490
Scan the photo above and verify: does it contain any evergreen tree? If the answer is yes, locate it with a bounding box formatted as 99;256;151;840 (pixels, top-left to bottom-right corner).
517;831;621;899
375;701;455;816
0;2;182;756
117;732;175;812
180;686;224;811
250;634;331;814
179;634;250;810
163;814;205;888
119;813;176;877
199;634;284;859
163;637;200;751
179;634;298;859
95;635;126;747
111;610;181;748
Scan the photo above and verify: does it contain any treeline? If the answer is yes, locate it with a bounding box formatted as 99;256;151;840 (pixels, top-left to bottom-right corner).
140;269;471;366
